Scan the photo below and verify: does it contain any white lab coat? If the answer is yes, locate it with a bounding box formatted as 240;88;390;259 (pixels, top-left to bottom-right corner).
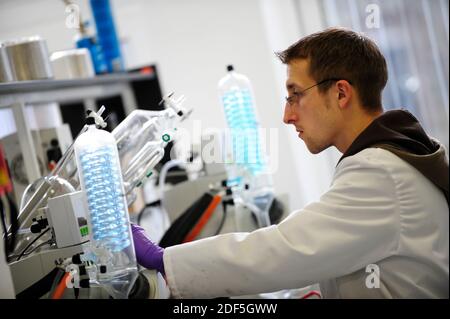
163;148;449;298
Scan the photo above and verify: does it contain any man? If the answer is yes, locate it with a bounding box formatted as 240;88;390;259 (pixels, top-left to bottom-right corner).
132;27;449;298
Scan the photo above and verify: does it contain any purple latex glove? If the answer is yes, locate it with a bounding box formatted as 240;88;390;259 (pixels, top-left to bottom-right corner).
131;223;165;275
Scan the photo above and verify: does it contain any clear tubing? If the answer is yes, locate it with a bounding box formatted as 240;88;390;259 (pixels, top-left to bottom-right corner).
127;152;164;190
123;142;164;183
158;159;185;231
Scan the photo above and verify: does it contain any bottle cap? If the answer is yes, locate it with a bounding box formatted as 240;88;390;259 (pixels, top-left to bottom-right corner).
226;65;234;72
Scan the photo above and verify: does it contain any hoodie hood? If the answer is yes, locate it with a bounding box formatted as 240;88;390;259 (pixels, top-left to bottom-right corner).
339;109;449;204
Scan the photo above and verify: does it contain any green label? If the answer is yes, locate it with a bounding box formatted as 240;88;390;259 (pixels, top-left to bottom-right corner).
80;226;89;237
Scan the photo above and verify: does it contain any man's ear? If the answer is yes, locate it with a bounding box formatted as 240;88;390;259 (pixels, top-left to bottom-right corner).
336;80;352;109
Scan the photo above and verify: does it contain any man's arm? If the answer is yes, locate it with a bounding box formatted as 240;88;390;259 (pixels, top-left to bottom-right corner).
163;150;401;298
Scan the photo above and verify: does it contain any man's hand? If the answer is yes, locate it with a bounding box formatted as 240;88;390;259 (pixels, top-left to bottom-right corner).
131;224;165;275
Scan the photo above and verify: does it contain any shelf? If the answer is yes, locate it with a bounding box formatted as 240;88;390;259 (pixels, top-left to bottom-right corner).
0;71;154;184
0;72;154;108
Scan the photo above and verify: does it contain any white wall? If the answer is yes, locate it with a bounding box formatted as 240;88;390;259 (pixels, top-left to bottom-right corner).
260;0;341;204
0;0;336;211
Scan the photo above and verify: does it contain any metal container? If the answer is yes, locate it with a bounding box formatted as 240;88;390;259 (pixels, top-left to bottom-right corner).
4;36;53;81
0;44;14;82
50;48;95;79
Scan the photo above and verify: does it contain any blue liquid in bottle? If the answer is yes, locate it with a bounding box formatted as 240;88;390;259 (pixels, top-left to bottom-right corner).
221;88;265;176
74;124;137;299
79;145;130;252
219;66;266;176
218;65;274;228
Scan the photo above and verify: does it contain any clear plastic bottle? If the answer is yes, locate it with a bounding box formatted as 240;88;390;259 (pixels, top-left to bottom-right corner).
74;120;137;298
218;65;266;177
218;65;273;228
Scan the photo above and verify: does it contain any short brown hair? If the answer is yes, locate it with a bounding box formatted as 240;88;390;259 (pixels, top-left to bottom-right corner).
276;27;388;112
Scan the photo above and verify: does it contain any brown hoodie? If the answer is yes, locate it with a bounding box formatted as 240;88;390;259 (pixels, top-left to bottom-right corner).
339;109;449;205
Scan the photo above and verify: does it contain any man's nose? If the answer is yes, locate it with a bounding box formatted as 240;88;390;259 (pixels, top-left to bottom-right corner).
283;104;297;124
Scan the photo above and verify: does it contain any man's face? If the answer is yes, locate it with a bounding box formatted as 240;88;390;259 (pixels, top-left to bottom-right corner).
283;59;341;154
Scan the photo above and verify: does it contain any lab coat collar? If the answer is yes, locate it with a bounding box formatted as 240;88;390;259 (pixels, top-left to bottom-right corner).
339;109;449;204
